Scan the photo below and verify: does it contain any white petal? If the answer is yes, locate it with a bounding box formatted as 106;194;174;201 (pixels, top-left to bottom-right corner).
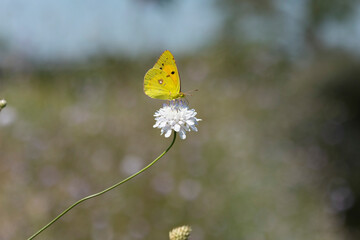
190;125;198;131
179;129;187;139
183;124;190;131
159;121;167;128
186;119;195;126
164;129;172;138
169;120;176;126
174;124;181;132
161;125;170;135
153;121;161;128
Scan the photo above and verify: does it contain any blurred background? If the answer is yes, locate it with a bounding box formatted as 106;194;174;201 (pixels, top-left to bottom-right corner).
1;0;360;239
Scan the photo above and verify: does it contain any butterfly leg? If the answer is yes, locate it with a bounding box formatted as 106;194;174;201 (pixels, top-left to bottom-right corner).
183;97;189;106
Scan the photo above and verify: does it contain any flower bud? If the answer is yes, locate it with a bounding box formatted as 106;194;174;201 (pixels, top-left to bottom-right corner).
169;225;192;240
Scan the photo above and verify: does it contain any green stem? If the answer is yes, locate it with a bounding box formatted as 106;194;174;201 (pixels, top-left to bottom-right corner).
28;133;177;240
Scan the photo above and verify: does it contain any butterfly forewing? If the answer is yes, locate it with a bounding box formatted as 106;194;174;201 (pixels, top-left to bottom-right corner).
153;50;181;93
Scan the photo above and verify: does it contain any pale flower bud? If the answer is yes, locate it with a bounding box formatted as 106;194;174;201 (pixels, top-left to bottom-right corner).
169;225;192;240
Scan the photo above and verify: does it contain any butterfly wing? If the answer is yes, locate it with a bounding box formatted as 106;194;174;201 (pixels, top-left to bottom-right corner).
153;50;181;93
144;68;180;100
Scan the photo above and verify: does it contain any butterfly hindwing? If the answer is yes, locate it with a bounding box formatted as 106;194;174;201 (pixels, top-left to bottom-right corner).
144;68;179;100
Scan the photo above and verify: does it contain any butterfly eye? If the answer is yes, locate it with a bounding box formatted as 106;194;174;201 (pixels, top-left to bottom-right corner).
171;71;175;74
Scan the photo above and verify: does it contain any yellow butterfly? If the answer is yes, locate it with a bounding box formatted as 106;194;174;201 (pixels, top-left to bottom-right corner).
144;50;185;100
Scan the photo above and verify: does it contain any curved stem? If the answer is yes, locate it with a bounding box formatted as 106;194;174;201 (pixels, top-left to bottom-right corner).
28;133;177;240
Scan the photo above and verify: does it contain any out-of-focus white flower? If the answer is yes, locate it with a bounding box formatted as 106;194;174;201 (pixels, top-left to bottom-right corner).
0;99;6;111
153;100;201;140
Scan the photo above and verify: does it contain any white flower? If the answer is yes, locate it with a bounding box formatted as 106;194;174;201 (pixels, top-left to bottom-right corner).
153;100;201;140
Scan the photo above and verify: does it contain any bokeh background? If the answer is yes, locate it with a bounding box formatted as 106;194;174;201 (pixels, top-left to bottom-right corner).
1;0;360;239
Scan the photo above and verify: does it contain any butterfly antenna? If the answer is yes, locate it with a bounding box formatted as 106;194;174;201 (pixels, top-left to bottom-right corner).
183;89;199;96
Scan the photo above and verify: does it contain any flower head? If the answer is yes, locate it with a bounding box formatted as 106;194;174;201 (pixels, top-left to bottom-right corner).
153;100;201;140
169;225;192;240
